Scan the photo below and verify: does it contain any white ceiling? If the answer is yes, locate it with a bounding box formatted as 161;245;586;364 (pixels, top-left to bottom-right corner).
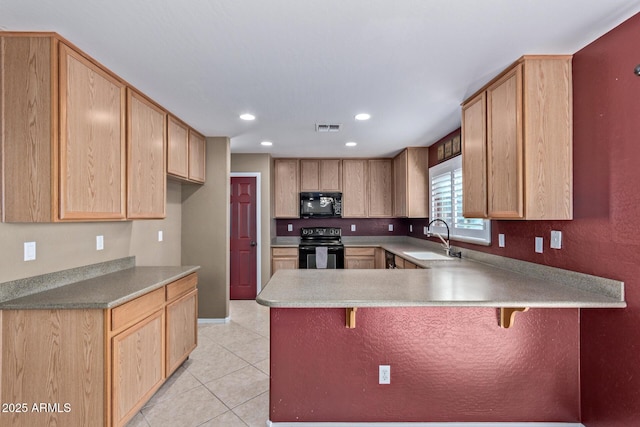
2;1;640;158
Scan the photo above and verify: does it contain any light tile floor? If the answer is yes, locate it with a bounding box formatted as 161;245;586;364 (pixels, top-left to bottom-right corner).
127;300;270;427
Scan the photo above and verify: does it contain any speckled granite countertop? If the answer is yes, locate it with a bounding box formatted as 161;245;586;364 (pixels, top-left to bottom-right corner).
261;237;625;308
0;266;199;310
257;267;624;308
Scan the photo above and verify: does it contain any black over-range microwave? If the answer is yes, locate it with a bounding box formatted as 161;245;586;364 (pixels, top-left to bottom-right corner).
300;192;342;218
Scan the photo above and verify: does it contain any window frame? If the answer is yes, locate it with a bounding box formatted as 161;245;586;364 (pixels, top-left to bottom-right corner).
428;155;491;246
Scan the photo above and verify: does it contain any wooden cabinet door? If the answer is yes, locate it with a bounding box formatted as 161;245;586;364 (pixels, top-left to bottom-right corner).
393;150;408;217
274;159;300;218
166;289;198;376
112;310;165;427
58;43;126;220
167;115;189;179
368;159;393;217
345;257;376;269
272;257;298;274
127;89;167;219
300;159;341;191
405;147;429;218
487;65;524;218
0;36;54;222
319;159;341;191
188;129;206;183
462;92;488;218
342;159;367;217
271;247;298;275
300;159;320;191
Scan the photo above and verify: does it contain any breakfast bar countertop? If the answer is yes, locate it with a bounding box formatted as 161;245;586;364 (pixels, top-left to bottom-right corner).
257;254;625;309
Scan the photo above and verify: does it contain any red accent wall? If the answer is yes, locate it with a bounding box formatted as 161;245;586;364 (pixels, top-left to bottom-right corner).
571;13;640;426
270;307;579;422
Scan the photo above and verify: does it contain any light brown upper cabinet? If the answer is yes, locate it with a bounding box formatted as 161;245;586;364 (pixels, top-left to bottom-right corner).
368;159;393;217
461;93;487;218
167;115;206;184
300;159;342;192
127;89;167;219
393;147;429;218
461;55;573;220
188;129;206;183
342;159;368;217
1;34;127;222
274;159;300;218
167;115;189;180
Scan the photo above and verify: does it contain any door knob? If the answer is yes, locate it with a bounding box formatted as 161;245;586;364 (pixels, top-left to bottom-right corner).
250;241;257;247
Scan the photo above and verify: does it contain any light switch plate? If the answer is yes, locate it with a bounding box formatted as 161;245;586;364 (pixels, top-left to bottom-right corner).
96;235;104;251
409;225;413;232
351;224;356;232
158;230;163;242
550;230;562;249
24;241;36;261
287;224;293;232
498;234;505;248
535;237;543;253
388;224;393;232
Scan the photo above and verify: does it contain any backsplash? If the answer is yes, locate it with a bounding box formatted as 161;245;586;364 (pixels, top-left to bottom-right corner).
276;218;409;236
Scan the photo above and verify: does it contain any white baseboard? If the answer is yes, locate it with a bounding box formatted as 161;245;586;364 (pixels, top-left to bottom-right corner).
266;422;585;427
197;317;230;324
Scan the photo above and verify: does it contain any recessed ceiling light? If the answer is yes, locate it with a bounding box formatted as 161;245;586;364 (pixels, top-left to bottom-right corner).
240;113;255;121
355;113;371;121
260;141;273;146
345;142;357;147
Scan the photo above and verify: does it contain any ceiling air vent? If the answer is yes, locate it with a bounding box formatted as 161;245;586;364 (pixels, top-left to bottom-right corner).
315;123;342;133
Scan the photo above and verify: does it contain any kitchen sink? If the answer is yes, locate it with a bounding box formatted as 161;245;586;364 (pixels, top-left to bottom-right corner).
402;251;454;261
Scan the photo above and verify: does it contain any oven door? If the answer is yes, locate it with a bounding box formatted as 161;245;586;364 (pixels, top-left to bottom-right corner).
299;245;345;269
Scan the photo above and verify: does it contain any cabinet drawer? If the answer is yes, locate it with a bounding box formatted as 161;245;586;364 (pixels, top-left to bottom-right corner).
111;287;165;332
272;247;298;257
345;247;376;256
166;273;198;301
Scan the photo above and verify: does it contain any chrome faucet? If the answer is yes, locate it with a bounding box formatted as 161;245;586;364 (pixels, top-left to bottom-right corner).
427;219;461;258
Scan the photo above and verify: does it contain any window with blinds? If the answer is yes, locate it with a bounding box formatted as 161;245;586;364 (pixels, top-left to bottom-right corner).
429;156;491;244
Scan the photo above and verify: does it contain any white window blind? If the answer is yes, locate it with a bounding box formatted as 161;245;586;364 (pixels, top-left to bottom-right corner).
429;156;491;245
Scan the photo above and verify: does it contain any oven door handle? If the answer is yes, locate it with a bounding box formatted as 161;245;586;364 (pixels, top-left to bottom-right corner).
299;245;343;251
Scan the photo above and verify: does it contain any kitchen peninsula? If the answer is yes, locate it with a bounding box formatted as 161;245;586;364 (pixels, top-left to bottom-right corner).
257;249;624;424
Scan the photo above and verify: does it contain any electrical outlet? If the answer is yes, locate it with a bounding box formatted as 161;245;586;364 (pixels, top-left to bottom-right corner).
423;226;428;235
24;241;36;261
498;234;505;248
388;224;394;232
351;224;356;232
379;365;391;384
550;230;562;249
158;230;163;242
287;224;293;232
96;235;104;251
409;225;413;232
535;237;543;254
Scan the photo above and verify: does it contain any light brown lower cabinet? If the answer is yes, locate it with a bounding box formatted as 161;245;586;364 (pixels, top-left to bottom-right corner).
112;309;165;426
393;255;421;269
0;273;198;427
345;247;377;269
272;247;299;275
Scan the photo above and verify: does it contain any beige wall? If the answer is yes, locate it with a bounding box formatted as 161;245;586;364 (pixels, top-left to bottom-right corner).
0;181;183;284
182;137;230;319
231;153;273;286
